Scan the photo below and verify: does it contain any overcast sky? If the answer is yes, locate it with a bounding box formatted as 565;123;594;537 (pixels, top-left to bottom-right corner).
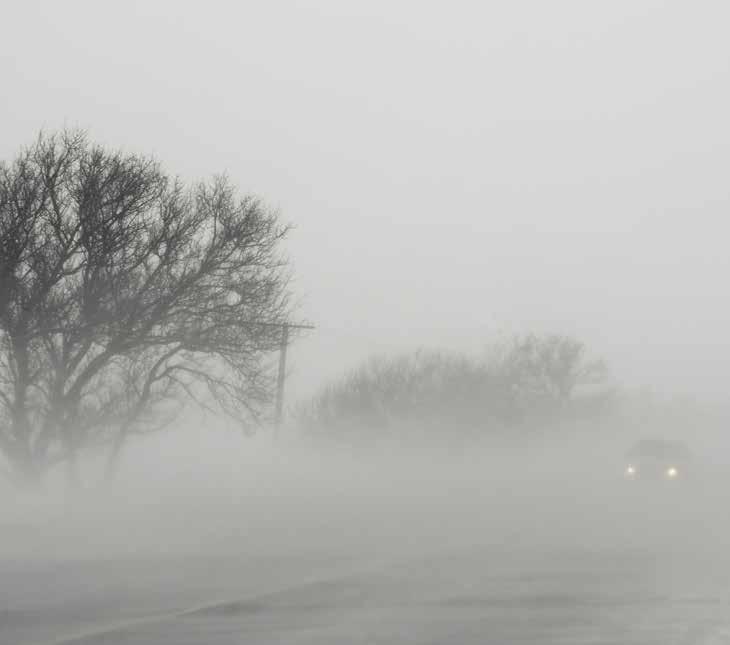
2;0;729;403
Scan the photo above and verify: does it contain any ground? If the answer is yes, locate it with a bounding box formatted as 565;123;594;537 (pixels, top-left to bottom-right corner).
3;442;730;644
3;543;730;645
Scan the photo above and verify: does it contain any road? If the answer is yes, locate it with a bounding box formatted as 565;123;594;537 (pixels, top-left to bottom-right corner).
4;445;730;644
3;544;730;645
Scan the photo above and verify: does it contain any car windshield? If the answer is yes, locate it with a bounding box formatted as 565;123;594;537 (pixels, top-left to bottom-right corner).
627;440;691;460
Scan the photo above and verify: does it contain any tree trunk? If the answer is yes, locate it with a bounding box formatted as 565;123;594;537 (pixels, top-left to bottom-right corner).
7;454;44;489
104;426;130;485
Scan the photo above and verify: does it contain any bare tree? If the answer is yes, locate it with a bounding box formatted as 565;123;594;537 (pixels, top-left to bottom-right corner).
497;334;609;419
297;335;612;443
0;131;292;485
297;351;506;442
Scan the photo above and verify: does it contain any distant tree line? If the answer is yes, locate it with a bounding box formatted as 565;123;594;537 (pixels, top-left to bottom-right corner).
297;334;615;443
0;131;291;486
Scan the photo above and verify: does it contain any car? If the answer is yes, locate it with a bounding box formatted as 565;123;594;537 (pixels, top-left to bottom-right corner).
624;439;692;482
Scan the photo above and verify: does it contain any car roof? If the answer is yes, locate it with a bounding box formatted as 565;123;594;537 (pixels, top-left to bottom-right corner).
627;439;691;460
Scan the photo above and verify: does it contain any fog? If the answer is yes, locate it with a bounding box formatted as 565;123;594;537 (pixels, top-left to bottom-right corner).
5;425;730;560
3;1;730;402
5;419;730;643
3;1;730;643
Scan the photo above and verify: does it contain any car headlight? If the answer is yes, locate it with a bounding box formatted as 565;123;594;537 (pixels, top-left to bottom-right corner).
625;465;636;477
666;467;678;479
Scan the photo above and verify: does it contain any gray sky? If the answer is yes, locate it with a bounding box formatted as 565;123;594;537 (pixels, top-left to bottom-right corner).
2;0;729;402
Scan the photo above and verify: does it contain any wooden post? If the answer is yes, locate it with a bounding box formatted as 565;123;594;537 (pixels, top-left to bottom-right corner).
274;323;289;436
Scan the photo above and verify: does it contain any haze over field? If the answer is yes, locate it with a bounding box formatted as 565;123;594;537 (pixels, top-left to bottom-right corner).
5;428;730;644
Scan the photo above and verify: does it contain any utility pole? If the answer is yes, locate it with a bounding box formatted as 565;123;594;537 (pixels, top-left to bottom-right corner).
274;323;289;433
273;322;315;437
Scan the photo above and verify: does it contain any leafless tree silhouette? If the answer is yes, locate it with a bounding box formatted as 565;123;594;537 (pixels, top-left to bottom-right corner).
0;131;291;484
298;336;612;443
